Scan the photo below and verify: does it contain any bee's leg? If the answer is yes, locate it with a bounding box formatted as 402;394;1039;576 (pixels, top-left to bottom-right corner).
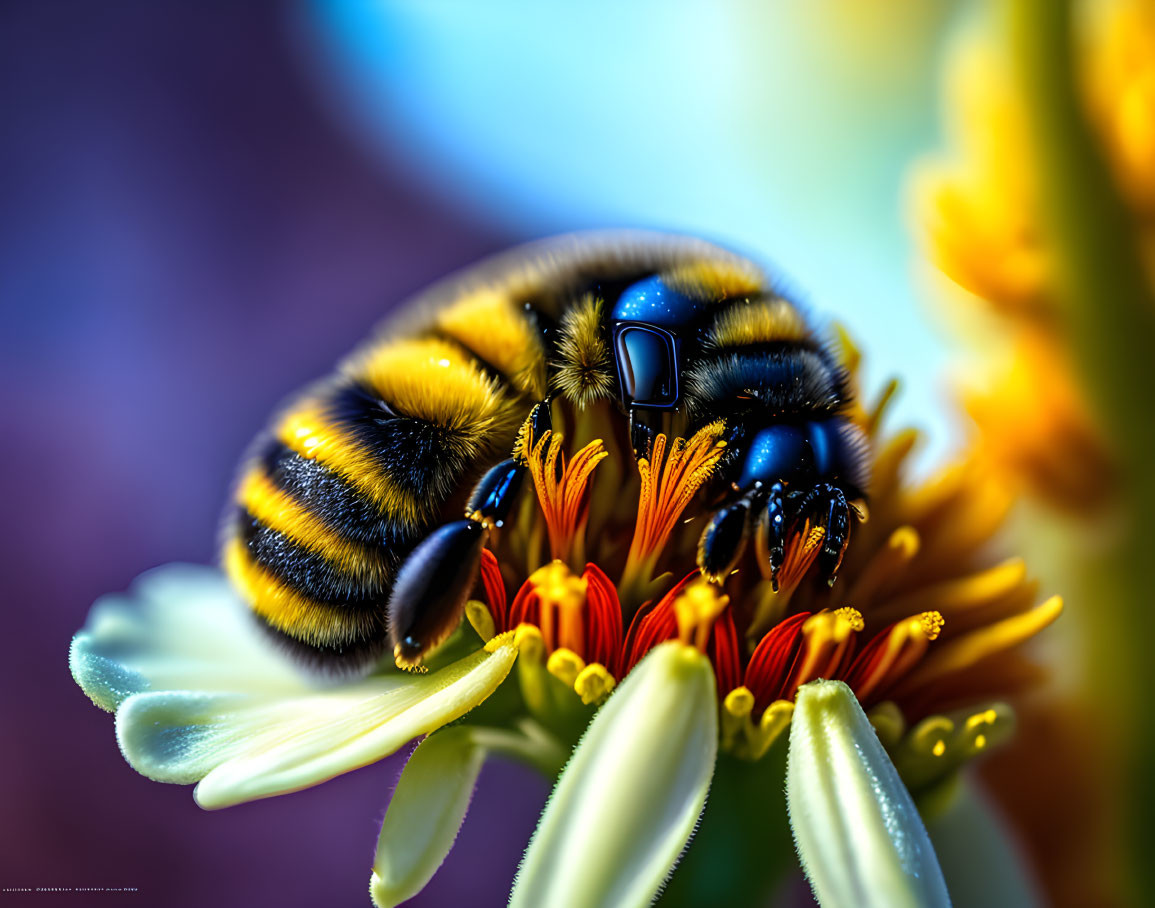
761;481;789;591
387;402;549;669
816;484;851;586
527;398;553;441
387;518;490;669
785;481;852;588
696;484;767;583
628;406;658;462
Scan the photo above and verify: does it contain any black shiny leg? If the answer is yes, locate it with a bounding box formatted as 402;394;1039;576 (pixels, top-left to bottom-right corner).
467;458;525;529
388;399;557;667
785;481;852;588
628;407;658;462
696;484;766;582
528;399;553;441
387;519;489;668
762;481;788;591
817;485;850;586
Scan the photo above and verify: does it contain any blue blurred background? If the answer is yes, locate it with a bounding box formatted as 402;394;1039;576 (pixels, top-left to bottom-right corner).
0;2;959;905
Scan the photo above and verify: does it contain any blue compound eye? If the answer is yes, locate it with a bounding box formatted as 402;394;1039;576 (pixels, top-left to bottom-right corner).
616;325;677;406
611;274;701;409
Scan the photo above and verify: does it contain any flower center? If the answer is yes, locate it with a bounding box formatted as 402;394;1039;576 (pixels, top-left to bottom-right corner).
464;401;1058;764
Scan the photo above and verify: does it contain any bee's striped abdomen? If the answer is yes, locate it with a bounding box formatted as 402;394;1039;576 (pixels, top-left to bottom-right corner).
225;333;528;666
685;294;850;420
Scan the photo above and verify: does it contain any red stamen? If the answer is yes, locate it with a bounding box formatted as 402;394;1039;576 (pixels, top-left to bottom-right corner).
582;562;623;668
619;572;696;677
744;612;810;710
709;607;743;696
479;548;507;630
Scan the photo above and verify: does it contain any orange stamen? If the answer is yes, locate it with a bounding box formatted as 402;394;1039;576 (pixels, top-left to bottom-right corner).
758;518;827;594
519;561;587;654
620;422;727;596
524;422;608;565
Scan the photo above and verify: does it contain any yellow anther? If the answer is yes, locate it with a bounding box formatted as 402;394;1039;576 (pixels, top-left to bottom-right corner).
752;700;795;760
834;607;865;632
673;580;731;652
723;686;755;719
919;610;945;641
511;623;545;661
546;647;585;687
530;561;587;605
975;734;987;749
910;716;955;754
574;663;616;705
528;561;588;653
932;739;947;757
465;599;495;642
802;609;856;646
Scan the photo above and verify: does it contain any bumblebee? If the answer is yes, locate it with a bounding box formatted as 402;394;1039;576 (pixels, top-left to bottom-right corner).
224;232;869;670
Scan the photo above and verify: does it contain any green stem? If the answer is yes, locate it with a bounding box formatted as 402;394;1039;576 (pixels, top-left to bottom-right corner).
1007;0;1155;901
469;721;570;777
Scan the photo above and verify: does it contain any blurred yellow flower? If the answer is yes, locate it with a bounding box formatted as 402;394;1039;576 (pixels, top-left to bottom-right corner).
910;2;1155;904
908;4;1155;512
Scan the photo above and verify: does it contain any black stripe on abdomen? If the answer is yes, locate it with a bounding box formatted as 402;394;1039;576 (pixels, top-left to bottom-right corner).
235;507;400;611
258;437;430;547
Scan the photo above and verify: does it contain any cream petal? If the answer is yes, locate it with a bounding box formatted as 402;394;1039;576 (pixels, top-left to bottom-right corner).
70;564;311;711
370;726;486;908
510;641;718;908
787;679;951;908
114;640;517;809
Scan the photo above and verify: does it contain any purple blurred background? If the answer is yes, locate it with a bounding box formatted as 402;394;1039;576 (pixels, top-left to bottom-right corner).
0;3;550;905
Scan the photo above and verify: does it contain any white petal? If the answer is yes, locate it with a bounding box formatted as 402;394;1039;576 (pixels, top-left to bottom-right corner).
787;679;951;908
370;726;485;908
112;639;518;809
511;641;718;908
70;563;310;711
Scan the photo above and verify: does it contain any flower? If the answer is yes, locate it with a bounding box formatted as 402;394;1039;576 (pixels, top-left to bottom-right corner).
70;342;1060;906
910;5;1155;904
907;2;1155;513
912;33;1114;514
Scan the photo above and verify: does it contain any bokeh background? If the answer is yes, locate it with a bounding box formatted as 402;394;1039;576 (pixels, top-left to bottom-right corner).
4;1;1147;906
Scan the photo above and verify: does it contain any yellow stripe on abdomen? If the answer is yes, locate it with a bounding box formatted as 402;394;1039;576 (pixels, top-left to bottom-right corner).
276;401;428;525
706;299;809;349
237;468;391;588
346;337;513;435
434;289;547;397
223;537;378;646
